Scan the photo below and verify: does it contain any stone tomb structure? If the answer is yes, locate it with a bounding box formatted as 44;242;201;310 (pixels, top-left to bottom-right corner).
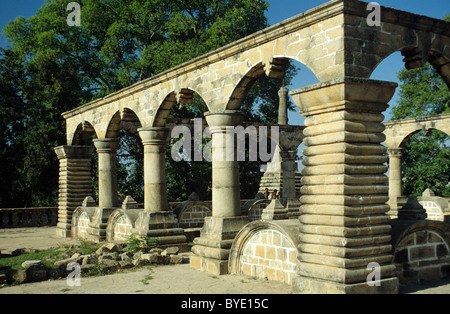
55;0;450;294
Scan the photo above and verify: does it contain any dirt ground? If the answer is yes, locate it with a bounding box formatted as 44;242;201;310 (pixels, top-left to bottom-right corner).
1;227;450;295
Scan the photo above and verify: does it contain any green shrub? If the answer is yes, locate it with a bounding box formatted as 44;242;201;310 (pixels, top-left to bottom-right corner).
126;234;159;254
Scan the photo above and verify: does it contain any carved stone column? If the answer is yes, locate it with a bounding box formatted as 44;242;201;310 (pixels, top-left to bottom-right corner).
388;148;404;216
93;139;119;209
290;77;399;294
54;145;94;238
139;128;170;213
133;127;188;251
278;86;288;125
190;110;249;275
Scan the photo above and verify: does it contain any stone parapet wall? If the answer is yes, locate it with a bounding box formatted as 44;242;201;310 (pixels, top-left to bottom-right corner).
0;208;58;229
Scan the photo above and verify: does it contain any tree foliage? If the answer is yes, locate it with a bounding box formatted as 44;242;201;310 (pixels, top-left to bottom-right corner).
1;0;297;206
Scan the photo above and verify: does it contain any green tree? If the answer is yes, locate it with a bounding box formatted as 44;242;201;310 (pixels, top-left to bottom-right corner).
0;48;28;207
1;0;297;206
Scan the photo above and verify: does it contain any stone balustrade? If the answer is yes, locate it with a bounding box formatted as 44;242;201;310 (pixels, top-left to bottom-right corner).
0;208;58;228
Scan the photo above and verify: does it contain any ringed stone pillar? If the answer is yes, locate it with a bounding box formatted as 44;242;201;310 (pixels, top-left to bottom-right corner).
290;78;399;294
388;148;404;216
54;145;94;238
93;139;119;209
190;110;249;275
133;127;188;251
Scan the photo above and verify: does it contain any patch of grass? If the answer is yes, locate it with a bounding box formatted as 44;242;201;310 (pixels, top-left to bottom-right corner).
126;234;159;254
140;274;153;285
0;248;62;270
77;240;101;255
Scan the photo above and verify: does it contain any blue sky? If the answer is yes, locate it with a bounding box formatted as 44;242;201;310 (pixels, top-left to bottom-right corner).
0;0;448;124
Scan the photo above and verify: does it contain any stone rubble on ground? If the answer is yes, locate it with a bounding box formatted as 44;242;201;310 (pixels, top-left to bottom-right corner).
0;243;189;286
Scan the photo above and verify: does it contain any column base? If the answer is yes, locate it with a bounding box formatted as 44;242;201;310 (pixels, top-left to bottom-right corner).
190;255;229;275
87;208;116;243
132;211;189;253
190;216;249;275
286;198;301;219
56;224;71;238
293;276;399;294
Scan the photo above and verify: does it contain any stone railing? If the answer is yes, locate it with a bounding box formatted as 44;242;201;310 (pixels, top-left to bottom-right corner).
0;207;58;229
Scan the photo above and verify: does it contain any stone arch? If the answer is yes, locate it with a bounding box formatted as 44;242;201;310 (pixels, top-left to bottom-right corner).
228;220;300;285
152;88;210;128
72;121;98;145
398;127;450;149
174;201;212;229
105;108;143;139
428;50;450;89
420;199;445;221
247;199;271;221
398;129;427;149
105;208;141;242
226;57;318;111
71;207;91;240
419;190;450;222
366;29;450;88
391;220;450;284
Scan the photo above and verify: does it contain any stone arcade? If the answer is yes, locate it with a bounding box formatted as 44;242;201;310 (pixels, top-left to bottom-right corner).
54;0;450;294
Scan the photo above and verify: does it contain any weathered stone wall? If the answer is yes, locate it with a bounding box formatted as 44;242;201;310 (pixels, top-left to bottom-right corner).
0;208;58;229
178;203;212;229
391;220;450;284
342;2;450;80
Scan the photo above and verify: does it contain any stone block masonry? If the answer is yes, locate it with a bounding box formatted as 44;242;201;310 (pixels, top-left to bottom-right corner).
54;146;94;238
239;229;297;285
179;205;212;229
228;220;301;286
392;220;450;285
290;77;400;294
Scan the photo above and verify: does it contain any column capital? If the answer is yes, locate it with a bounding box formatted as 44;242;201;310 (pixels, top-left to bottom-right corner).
279;150;297;161
204;110;244;128
138;127;170;146
93;138;119;153
387;148;404;158
290;77;398;116
54;145;94;160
